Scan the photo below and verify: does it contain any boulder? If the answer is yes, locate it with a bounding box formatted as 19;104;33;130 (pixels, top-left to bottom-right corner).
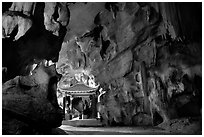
132;112;152;126
2;61;63;134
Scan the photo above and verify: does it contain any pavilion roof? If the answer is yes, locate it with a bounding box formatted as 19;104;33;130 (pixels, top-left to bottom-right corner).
58;83;98;92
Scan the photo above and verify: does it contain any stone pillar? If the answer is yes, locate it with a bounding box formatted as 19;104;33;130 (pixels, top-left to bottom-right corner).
97;94;100;119
69;96;73;120
91;94;97;118
81;110;84;120
63;96;66;120
80;97;85;120
97;90;101;119
97;89;106;119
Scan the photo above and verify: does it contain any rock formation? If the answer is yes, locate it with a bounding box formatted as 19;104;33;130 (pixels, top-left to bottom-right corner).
2;61;64;134
2;2;202;135
2;2;69;82
56;3;201;128
2;2;69;134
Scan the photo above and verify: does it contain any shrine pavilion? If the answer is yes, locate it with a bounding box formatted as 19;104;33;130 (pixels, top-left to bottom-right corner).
58;83;99;120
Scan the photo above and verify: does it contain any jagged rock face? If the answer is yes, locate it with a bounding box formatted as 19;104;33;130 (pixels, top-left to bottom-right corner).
3;2;69;39
56;2;201;126
2;2;68;82
44;2;69;36
2;2;202;129
2;2;69;134
2;61;63;134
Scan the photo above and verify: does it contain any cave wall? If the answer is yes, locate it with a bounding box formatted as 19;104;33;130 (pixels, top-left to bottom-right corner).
2;2;69;81
56;2;202;126
2;2;69;134
2;2;202;129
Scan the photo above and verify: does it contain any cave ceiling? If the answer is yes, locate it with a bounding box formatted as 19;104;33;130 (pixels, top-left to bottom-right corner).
2;2;202;87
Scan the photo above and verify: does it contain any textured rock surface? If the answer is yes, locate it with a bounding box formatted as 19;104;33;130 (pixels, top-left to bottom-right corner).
2;2;202;133
2;11;32;40
44;2;69;36
2;61;63;134
157;117;202;134
55;2;202;127
2;2;68;82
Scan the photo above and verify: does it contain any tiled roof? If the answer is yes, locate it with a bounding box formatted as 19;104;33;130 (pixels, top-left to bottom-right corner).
59;83;98;92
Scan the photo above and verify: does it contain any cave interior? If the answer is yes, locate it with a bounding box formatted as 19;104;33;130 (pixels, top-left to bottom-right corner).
2;2;202;135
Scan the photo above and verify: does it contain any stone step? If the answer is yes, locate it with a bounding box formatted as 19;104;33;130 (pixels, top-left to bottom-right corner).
62;119;103;127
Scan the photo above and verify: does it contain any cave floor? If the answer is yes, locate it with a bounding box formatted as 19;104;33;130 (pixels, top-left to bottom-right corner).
58;118;201;135
59;124;172;135
59;119;172;135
